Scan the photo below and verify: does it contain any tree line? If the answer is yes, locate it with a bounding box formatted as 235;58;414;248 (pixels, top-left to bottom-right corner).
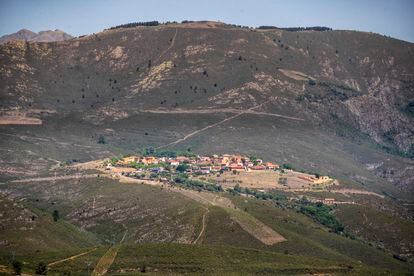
257;26;332;31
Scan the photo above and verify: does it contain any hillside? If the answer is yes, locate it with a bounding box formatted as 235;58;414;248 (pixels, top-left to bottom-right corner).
0;21;413;274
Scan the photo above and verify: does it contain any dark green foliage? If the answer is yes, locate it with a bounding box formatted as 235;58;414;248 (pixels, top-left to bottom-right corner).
257;26;332;31
176;164;189;173
52;210;60;222
141;148;196;158
174;173;188;184
403;100;414;117
308;79;316;85
12;260;22;275
175;178;223;192
281;163;295;170
35;262;47;275
298;200;344;233
109;21;159;30
97;135;106;144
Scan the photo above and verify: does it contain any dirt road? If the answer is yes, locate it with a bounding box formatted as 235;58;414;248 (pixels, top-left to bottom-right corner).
10;174;100;183
48;247;98;267
156;101;285;149
193;207;209;244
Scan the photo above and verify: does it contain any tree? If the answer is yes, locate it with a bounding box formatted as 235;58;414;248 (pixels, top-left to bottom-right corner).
97;135;106;144
35;262;47;275
234;184;241;193
176;164;189;173
52;210;59;222
12;260;22;275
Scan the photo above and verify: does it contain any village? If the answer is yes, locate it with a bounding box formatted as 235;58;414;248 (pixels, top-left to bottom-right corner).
104;153;335;190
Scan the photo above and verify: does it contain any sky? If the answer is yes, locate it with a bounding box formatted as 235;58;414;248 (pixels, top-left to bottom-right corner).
0;0;413;42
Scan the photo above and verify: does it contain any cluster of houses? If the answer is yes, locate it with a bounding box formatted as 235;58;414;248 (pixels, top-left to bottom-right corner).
112;154;280;174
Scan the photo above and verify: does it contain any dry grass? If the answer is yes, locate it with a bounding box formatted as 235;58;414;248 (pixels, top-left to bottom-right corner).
214;170;336;190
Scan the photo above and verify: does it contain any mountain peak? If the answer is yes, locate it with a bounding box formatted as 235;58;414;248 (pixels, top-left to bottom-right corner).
0;28;73;44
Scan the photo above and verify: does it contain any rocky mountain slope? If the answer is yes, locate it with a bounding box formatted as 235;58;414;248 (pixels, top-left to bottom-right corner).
0;28;73;44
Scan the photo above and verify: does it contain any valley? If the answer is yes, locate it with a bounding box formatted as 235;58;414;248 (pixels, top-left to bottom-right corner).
0;20;413;274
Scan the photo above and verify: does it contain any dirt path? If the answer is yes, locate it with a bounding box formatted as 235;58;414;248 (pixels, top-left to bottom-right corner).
10;174;100;183
137;108;304;121
154;28;178;64
156;101;272;149
92;226;127;276
193;207;209;244
48;247;98;267
330;188;385;198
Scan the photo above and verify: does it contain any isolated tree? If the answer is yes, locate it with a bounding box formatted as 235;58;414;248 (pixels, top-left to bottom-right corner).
176;164;189;173
12;260;22;275
52;210;59;222
97;135;106;144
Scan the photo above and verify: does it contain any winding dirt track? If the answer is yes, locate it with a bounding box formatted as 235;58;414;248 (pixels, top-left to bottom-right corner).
193;207;209;244
137;108;304;120
154;28;178;64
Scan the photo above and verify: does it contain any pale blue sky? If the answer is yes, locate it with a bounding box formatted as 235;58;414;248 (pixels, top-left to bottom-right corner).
0;0;413;42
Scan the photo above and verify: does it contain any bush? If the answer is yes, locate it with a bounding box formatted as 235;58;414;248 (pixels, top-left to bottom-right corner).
12;260;22;275
52;210;59;222
35;262;47;275
97;135;106;144
281;163;295;170
176;164;189;173
299;202;344;233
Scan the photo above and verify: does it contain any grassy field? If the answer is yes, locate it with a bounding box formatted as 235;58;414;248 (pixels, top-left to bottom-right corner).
109;243;381;275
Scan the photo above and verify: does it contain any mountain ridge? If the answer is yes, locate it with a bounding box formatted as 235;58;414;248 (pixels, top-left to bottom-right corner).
0;28;73;44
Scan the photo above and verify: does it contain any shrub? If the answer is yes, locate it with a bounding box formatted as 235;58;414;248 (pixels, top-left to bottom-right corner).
282;163;295;170
52;210;60;222
97;135;106;144
12;260;22;275
35;262;47;275
176;164;189;173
